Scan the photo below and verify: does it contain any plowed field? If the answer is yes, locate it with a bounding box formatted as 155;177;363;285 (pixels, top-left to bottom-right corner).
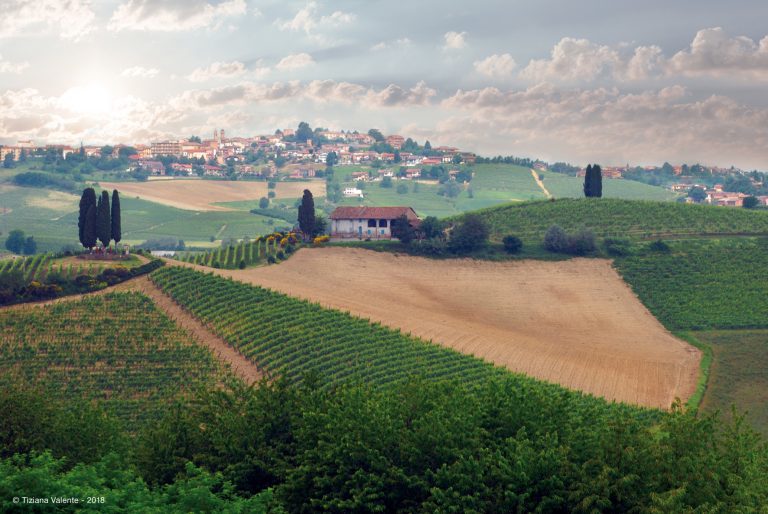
175;248;700;408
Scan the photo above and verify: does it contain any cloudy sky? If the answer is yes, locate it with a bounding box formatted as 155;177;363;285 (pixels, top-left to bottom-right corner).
2;0;768;168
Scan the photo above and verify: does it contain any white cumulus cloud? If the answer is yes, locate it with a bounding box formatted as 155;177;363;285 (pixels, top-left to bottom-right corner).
276;53;315;71
443;31;467;50
0;0;95;41
187;61;246;82
120;66;160;78
0;54;30;74
474;54;517;78
276;1;355;40
667;27;768;78
108;0;247;32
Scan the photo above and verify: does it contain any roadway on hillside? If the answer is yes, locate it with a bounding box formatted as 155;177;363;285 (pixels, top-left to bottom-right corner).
530;168;552;198
165;248;701;409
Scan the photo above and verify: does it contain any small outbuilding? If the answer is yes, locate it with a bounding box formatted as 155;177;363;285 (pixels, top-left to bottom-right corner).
329;206;420;240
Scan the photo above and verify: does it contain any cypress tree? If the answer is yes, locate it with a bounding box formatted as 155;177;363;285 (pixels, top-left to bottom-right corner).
111;190;121;244
83;205;97;248
78;188;97;247
96;191;111;247
583;164;593;197
593;164;603;198
298;189;316;239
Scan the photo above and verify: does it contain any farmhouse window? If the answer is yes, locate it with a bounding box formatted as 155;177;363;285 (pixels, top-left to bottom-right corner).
367;219;377;227
378;219;388;227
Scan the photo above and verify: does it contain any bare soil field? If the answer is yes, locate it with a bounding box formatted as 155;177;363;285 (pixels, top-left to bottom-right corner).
177;248;700;408
99;179;326;211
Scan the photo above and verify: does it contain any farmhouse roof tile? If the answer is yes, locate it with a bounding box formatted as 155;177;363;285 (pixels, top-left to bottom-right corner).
329;206;419;220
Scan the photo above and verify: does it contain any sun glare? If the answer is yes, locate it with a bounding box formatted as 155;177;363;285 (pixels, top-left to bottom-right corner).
60;84;114;116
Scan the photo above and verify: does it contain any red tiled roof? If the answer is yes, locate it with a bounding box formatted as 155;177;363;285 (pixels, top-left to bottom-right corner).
330;206;419;220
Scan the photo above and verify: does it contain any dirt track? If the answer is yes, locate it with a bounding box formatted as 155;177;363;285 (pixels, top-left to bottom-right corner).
99;179;326;211
174;248;700;408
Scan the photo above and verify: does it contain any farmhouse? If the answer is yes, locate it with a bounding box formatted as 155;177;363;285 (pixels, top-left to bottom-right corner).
329;206;419;240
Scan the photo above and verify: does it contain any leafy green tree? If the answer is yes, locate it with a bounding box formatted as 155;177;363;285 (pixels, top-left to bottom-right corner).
188;135;201;143
391;214;415;244
78;188;97;247
393;150;401;163
367;128;384;142
4;229;25;253
419;216;444;239
259;197;269;209
111;190;122;244
689;187;707;203
96;191;111;247
22;237;36;255
325;151;338;167
298;189;315;239
448;214;489;253
18;149;26;163
313;215;327;237
396;183;408;194
380;176;393;188
3;153;14;169
743;196;759;209
295;122;313;143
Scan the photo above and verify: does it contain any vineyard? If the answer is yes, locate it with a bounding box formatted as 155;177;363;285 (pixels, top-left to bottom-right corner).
151;266;521;388
615;239;768;330
176;233;300;269
0;292;228;429
464;198;768;242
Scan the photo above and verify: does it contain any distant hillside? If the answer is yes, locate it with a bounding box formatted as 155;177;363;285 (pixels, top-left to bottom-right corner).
463;198;768;241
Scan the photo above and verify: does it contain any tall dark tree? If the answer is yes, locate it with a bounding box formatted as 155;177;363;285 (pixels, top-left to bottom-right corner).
4;229;25;253
96;191;111;247
583;164;594;197
295;122;313;143
298;189;315;240
78;188;97;247
593;164;603;198
83;205;97;248
22;236;37;255
111;190;121;244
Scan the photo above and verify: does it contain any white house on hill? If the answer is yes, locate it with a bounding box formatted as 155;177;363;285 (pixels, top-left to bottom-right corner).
329;206;420;240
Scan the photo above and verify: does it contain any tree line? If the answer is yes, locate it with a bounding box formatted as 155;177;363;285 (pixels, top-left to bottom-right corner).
77;188;122;249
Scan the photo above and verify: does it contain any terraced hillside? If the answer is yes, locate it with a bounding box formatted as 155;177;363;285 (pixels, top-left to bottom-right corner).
466;198;768;242
0;292;229;429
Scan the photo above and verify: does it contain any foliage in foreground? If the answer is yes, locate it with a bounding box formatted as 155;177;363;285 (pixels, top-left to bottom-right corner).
6;377;765;513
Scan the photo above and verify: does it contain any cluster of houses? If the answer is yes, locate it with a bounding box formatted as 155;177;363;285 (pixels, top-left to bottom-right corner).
671;183;768;207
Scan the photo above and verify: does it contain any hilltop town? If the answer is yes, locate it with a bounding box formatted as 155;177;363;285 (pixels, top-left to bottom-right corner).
1;123;767;208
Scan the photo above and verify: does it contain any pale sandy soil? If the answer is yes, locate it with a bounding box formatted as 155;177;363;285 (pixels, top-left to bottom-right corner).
530;168;552;198
170;248;700;409
99;180;326;211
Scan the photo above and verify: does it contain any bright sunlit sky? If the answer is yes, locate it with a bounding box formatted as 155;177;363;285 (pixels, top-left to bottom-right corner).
2;0;768;168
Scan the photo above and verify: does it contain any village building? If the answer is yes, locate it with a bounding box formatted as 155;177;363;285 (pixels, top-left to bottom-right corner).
329;206;420;240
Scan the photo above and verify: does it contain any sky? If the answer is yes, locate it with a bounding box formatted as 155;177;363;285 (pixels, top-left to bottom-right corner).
1;0;768;168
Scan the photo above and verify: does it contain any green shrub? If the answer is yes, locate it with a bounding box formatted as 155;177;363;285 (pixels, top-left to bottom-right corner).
603;237;632;256
649;239;670;253
502;235;523;254
544;225;568;253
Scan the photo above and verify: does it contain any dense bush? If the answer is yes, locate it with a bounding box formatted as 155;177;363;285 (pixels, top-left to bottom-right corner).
544;225;596;255
409;238;448;256
544;225;568;252
448;214;489;253
649;239;671;253
502;235;523;254
12;171;77;192
604;237;632;256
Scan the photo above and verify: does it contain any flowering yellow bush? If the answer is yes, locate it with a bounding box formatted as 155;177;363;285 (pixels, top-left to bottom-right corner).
266;236;275;244
280;237;289;247
313;235;330;245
